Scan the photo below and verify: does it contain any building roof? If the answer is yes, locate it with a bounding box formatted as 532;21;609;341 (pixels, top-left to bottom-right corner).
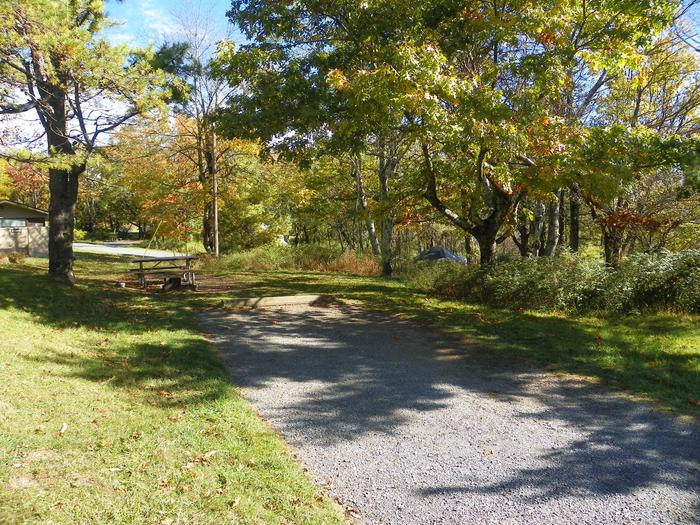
0;200;49;217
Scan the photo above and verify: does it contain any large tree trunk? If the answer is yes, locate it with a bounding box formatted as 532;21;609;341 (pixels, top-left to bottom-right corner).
46;85;82;283
475;231;496;265
48;165;81;282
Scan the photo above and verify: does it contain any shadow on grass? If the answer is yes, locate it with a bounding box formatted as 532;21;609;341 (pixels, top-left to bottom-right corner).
202;304;700;516
1;260;230;408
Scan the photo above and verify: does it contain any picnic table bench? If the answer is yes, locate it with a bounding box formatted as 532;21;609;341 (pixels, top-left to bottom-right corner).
129;255;199;289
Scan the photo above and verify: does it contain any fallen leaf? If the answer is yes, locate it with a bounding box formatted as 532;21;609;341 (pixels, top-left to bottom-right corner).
482;449;494;456
57;423;68;437
53;501;64;511
159;479;171;489
158;390;175;399
99;339;109;348
201;450;217;462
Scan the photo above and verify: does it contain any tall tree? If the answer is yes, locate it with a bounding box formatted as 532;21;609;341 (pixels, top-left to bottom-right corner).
217;0;680;265
156;1;237;255
0;1;172;281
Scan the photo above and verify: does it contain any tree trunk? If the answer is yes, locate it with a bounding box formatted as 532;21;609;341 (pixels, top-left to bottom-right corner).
46;85;81;283
205;124;220;257
531;201;546;256
603;228;624;268
557;189;566;248
464;235;474;263
377;141;399;276
379;217;393;275
48;165;81;282
516;222;530;256
202;203;213;253
569;183;581;252
476;232;496;265
352;155;380;256
543;190;561;256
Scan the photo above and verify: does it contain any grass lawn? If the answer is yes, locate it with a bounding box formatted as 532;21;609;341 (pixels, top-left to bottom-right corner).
0;255;346;525
200;266;700;418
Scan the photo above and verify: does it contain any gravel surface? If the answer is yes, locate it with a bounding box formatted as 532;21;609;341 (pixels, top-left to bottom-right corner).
200;304;700;525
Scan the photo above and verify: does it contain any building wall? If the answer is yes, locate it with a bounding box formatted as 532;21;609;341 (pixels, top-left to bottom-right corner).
28;226;49;257
0;227;28;254
0;226;49;257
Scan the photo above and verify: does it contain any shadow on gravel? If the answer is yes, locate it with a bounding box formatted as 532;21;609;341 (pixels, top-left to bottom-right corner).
202;305;700;508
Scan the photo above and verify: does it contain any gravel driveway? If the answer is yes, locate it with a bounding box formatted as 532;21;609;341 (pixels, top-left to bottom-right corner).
200;304;700;525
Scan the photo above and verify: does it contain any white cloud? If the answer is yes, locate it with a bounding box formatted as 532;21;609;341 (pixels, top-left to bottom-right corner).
140;0;177;40
109;32;137;45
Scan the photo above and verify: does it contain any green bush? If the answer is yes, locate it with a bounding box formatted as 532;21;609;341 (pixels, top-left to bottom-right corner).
405;250;700;314
608;251;700;313
209;244;380;275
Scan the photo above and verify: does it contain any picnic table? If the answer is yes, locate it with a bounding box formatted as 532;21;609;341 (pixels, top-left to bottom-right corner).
130;255;199;289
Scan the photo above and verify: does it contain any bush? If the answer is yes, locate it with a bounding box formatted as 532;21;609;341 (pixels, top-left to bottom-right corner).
405;250;700;314
608;251;700;313
7;251;26;264
209;244;381;275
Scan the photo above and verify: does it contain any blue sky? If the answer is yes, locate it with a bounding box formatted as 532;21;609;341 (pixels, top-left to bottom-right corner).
104;0;237;46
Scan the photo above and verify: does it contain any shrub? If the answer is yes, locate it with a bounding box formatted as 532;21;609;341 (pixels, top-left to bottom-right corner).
209;244;380;275
404;250;700;314
7;251;26;264
608;251;700;313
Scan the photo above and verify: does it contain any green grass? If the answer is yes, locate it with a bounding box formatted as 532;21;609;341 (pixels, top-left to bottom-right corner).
198;266;700;418
0;255;346;525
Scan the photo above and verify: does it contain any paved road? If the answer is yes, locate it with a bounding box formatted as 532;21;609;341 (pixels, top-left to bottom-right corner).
74;241;186;258
200;304;700;525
